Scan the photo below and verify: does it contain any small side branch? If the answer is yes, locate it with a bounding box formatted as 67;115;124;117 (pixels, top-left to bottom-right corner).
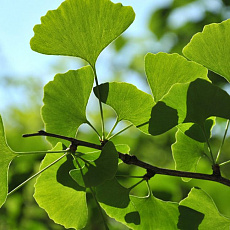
23;130;102;151
23;131;230;187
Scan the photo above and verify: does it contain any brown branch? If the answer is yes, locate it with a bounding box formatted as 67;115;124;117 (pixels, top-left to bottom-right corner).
23;130;230;187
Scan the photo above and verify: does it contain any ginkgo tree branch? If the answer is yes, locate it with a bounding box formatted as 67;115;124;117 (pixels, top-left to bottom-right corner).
23;130;230;187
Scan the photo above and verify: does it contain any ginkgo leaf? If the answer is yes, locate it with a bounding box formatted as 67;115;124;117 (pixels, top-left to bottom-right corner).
184;79;230;125
0;115;17;208
96;178;179;229
115;144;130;154
183;19;230;82
96;178;138;228
145;52;208;102
70;141;118;187
94;82;155;133
42;66;94;146
130;193;179;230
179;187;230;229
177;118;215;143
34;143;88;229
30;0;135;67
172;129;206;182
149;78;230;136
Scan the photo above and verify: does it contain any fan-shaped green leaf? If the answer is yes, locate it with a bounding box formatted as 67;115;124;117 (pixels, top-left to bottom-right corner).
96;178;179;229
0;115;17;208
30;0;135;66
172;130;206;182
179;187;230;229
178;118;215;143
96;178;139;228
70;141;118;187
34;143;87;229
183;19;230;82
94;82;155;133
184;79;230;125
42;66;94;146
115;144;130;154
130;194;179;230
149;78;230;135
145;52;208;102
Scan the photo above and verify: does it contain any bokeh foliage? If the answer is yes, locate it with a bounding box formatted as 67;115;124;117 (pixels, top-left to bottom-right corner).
1;0;230;229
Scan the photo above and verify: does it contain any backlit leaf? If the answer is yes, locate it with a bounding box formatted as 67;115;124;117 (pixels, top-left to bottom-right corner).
172;130;206;181
42;66;94;146
30;0;135;66
183;19;230;82
94;82;155;133
96;178;138;228
96;178;179;229
145;52;208;102
130;193;179;230
70;141;118;187
179;187;230;229
34;143;88;229
0;115;17;208
149;78;230;135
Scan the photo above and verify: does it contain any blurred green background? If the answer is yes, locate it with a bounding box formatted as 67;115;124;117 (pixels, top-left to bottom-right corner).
1;0;230;229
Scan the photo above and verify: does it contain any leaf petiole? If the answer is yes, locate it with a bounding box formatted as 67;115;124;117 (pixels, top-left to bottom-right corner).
216;119;229;164
86;120;101;139
90;187;109;230
128;178;145;191
107;124;133;140
16;150;68;156
201;124;215;164
92;65;105;141
219;160;230;166
116;175;143;179
8;152;69;196
106;117;119;139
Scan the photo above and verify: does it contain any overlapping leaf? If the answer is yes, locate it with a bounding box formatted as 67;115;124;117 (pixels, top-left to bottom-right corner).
179;187;230;229
0;115;17;208
183;19;230;82
149;78;230;136
42;66;94;146
34;143;88;229
172;130;206;181
30;0;135;66
70;141;118;187
96;178;179;229
94;82;155;133
145;52;208;102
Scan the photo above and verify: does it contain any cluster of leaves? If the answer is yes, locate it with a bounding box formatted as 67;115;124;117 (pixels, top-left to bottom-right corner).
1;0;230;229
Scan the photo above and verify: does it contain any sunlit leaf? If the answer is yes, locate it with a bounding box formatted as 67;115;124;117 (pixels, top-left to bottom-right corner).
149;78;230;135
178;118;215;143
183;79;230;125
70;141;118;187
34;143;88;229
94;82;155;133
42;66;94;146
96;178;179;229
130;193;179;230
96;178;139;228
0;115;17;208
79;150;101;162
30;0;135;66
179;187;230;229
172;130;206;182
115;144;130;154
183;19;230;82
145;52;208;102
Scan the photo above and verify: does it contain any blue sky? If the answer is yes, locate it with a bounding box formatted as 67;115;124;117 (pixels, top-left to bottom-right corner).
0;0;224;113
0;0;168;113
0;0;165;77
